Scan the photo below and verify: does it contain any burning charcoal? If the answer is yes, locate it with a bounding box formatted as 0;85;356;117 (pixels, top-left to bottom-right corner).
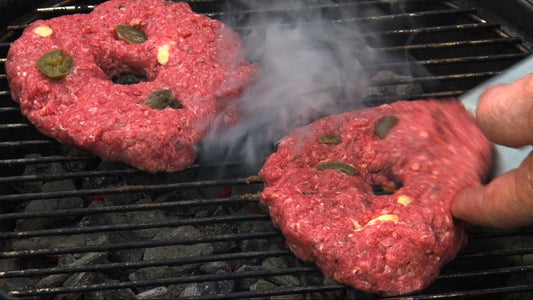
109;243;145;265
79;199;167;241
346;287;375;300
128;207;173;240
0;277;35;299
15;163;83;231
0;258;37;296
163;284;190;298
131;226;214;280
179;273;235;297
238;212;279;257
11;154;48;193
268;275;301;288
12;235;87;252
215;269;235;293
78;201;130;227
261;257;300;287
58;254;78;266
83;279;136;300
15;197;82;232
128;267;169;282
231;182;264;198
79;158;138;191
83;291;105;300
249;279;276;292
136;286;168;299
152;190;205;217
199;261;232;274
35;272;69;289
99;192;144;206
242;239;269;252
36;252;108;289
54;272;95;300
59;145;97;172
198;185;231;200
81;174;125;191
106;233;145;279
0;258;23;272
196;207;238;254
235;264;265;291
323;277;338;285
237;211;277;234
272;294;304;300
124;167;197;187
240;239;273;266
262;257;289;270
179;283;216;297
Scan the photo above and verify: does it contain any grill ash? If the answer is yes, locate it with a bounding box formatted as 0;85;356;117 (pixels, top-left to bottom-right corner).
201;0;417;170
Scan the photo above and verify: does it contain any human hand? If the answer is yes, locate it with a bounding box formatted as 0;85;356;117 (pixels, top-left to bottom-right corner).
452;73;533;229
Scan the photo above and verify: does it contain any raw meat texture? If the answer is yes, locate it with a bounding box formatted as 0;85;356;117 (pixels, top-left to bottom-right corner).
6;0;255;172
260;99;492;295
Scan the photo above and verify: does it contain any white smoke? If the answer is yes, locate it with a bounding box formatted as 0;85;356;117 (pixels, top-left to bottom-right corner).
200;1;392;171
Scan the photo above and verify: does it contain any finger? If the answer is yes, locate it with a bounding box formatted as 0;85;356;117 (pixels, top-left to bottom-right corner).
475;73;533;147
452;151;533;229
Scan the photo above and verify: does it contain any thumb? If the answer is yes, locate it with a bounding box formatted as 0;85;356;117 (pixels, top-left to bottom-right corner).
475;73;533;147
452;151;533;229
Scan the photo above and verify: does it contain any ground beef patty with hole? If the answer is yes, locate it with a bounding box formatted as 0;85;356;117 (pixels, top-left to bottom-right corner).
259;99;492;295
6;0;255;172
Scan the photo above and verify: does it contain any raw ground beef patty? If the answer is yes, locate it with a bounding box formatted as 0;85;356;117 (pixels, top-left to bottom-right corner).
259;99;492;295
6;0;255;172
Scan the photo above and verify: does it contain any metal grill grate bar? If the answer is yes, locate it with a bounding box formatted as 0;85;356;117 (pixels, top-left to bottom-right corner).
175;285;348;300
232;8;477;31
0;107;20;113
30;0;464;16
469;227;533;239
6;8;479;33
374;37;521;52
0;196;258;221
458;247;533;259
0;155;97;166
0;213;268;239
0;250;295;279
10;268;341;298
0;169;137;184
363;22;500;36
3;251;533;281
362;91;464;106
0;123;32;130
0;178;258;202
36;5;95;13
387;285;533;300
0;231;282;258
0;140;54;148
438;265;533;279
369;71;499;86
369;53;528;68
5;234;533;260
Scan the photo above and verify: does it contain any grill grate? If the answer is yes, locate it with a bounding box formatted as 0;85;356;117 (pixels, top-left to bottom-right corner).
1;0;533;299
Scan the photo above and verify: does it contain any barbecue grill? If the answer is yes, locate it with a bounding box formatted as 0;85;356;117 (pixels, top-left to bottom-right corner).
1;0;532;299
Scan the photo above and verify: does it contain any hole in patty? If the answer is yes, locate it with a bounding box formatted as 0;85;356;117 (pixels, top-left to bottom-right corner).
95;55;153;85
369;169;403;196
371;181;404;196
112;73;148;85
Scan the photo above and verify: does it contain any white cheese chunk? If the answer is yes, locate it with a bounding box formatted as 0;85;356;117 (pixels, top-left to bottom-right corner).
34;26;53;37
